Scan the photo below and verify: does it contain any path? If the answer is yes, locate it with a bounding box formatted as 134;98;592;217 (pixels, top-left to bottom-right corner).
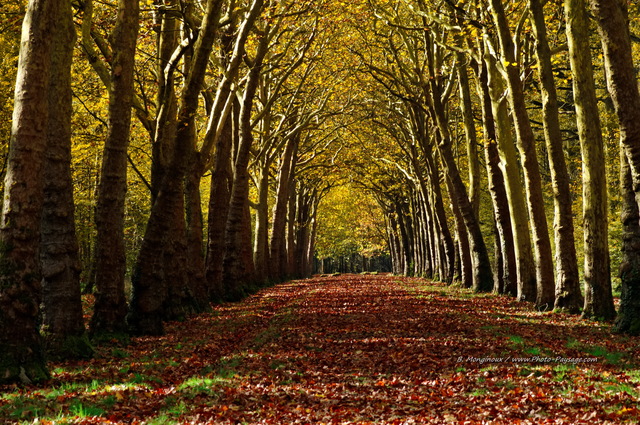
1;274;639;424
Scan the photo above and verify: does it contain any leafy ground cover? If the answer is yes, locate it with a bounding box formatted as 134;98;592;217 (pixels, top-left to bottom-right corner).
1;274;639;424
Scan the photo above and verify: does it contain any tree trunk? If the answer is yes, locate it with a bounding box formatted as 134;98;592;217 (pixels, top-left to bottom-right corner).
184;162;209;310
162;180;198;320
457;60;481;216
0;0;57;384
565;0;615;319
421;144;455;283
395;202;412;276
40;0;93;359
150;0;178;201
485;52;537;302
489;0;555;307
286;190;297;277
128;0;223;334
90;0;139;338
253;160;270;282
529;0;582;312
306;200;319;277
616;149;640;334
222;24;269;299
474;59;517;296
590;0;640;193
426;56;493;291
444;173;473;287
205;107;236;301
270;137;298;280
589;0;640;325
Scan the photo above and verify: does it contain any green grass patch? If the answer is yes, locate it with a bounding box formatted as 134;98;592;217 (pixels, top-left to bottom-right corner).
68;400;105;418
565;339;626;365
469;388;490;397
216;355;244;379
145;414;180;425
129;373;164;385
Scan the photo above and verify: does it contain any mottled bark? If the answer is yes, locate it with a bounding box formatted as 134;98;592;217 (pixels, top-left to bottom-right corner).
306;202;319;277
254;161;270;282
529;0;581;312
422;146;455;283
205;109;235;301
616;150;640;334
457;61;481;216
565;0;615;319
286;190;297;277
0;0;57;384
474;59;517;296
41;0;92;358
293;190;312;278
128;0;223;335
395;202;413;276
90;0;140;337
590;0;640;194
387;215;402;275
185;163;209;310
489;0;555;307
222;23;269;299
150;0;179;200
589;0;640;325
268;137;296;279
485;53;536;302
444;173;472;288
426;56;493;291
434;130;493;291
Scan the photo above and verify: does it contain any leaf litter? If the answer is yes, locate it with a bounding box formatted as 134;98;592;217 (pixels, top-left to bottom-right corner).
1;274;639;424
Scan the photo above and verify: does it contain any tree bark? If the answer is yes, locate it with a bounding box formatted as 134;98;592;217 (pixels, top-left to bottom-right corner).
128;0;223;335
616;149;640;334
589;0;640;194
565;0;615;319
529;0;582;312
41;0;93;359
489;0;555;308
253;159;270;282
474;59;517;296
421;143;455;283
90;0;140;337
0;0;57;384
485;52;537;302
589;0;640;325
444;173;473;288
222;20;269;299
425;51;493;291
205;107;236;301
150;0;179;200
457;60;481;216
184;160;209;310
270;136;297;280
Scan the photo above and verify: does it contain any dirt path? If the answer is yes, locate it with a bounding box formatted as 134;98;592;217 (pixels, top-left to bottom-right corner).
1;274;639;424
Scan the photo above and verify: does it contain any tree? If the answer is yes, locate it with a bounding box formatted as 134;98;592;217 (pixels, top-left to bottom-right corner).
128;0;225;335
564;0;615;320
529;0;582;312
488;0;555;307
90;0;140;337
589;0;640;331
472;57;517;296
0;0;60;384
222;5;270;299
40;0;93;358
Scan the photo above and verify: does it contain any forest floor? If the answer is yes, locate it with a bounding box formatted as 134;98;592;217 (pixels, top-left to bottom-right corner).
1;274;640;424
